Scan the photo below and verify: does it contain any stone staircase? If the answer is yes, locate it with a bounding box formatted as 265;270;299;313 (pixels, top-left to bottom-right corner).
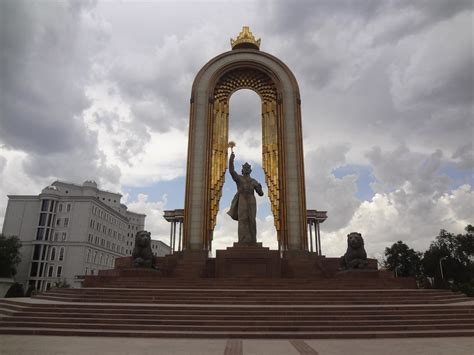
0;284;473;338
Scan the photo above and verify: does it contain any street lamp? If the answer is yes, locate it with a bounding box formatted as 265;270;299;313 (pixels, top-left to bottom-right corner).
439;256;448;281
394;265;400;278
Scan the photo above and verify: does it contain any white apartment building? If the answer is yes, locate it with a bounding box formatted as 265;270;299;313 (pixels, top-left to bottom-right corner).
2;181;170;291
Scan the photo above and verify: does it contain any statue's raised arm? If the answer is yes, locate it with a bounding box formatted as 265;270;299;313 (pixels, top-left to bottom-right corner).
229;151;239;182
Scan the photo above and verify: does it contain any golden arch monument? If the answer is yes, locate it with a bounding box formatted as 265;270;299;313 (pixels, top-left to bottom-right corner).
85;28;412;286
183;27;308;252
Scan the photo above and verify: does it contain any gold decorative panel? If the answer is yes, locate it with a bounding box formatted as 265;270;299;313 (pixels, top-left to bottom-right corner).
209;68;280;233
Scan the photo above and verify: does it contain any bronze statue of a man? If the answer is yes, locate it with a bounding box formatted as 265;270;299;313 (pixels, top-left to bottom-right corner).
227;151;264;245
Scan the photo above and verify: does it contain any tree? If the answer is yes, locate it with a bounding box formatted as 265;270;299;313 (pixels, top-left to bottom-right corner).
0;235;22;278
383;241;422;278
422;226;474;290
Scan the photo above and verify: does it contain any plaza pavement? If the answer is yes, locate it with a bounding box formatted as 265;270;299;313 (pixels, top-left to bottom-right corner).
1;335;473;355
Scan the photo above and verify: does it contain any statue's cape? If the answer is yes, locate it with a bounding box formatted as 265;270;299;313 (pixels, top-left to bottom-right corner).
227;193;239;221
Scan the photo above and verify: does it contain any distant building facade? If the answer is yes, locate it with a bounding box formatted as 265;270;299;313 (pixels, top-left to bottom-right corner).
2;181;170;291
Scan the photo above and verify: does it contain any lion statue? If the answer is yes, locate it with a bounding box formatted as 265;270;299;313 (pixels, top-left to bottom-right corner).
132;230;154;268
340;232;369;270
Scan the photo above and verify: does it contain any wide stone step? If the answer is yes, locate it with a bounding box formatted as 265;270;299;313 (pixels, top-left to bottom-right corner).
36;291;467;300
2;320;474;332
1;326;473;339
12;310;474;320
37;292;467;301
34;295;468;305
9;316;474;326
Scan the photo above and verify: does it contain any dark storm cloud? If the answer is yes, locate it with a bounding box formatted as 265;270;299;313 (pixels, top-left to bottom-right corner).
106;27;227;134
0;1;97;154
261;0;471;41
259;0;472;93
0;0;120;184
452;144;474;171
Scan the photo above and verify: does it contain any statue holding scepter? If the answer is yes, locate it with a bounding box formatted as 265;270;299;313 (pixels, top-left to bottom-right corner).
227;143;264;245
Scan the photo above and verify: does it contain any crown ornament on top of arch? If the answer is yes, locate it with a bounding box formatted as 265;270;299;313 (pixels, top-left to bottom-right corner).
231;26;261;50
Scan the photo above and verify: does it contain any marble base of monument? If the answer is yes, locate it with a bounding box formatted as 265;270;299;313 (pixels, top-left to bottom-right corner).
215;243;281;278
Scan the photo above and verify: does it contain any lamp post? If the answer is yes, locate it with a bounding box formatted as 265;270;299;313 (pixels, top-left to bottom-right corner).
394;265;400;278
439;256;448;281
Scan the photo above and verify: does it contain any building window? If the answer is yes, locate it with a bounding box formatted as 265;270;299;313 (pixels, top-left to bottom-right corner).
38;213;47;226
33;245;41;260
61;232;67;241
58;203;63;212
56;266;62;277
56;218;61;226
66;204;71;212
59;247;65;261
100;253;103;265
54;232;59;241
64;218;69;227
36;228;44;241
47;214;54;227
48;265;54;277
30;262;38;277
41;200;49;211
50;247;56;261
87;249;91;263
41;246;48;260
93;251;97;264
85;267;89;275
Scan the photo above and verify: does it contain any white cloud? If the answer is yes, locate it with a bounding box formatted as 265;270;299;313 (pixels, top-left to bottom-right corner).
322;184;473;261
126;193;170;244
321;146;473;260
305;145;361;231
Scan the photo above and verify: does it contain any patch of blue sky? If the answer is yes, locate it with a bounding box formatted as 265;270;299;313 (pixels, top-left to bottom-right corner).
439;163;473;189
332;165;375;201
123;177;186;209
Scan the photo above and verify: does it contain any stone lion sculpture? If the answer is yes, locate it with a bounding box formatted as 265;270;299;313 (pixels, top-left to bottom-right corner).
132;230;154;268
340;232;369;270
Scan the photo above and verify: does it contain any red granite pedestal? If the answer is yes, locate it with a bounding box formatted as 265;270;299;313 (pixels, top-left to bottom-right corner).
83;242;417;289
215;243;281;278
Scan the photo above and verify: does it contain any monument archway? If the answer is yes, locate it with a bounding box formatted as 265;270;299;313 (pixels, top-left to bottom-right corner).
183;27;307;252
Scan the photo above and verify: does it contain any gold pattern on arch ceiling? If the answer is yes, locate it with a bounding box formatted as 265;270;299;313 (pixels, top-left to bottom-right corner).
209;68;281;233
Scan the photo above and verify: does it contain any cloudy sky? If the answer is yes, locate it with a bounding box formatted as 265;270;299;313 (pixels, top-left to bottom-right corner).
0;0;472;260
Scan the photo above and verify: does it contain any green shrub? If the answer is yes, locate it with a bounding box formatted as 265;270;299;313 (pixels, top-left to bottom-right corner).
5;282;24;298
452;282;474;297
25;285;37;297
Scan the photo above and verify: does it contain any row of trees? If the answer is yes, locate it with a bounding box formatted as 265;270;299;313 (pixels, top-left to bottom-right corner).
383;225;474;295
0;235;22;278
